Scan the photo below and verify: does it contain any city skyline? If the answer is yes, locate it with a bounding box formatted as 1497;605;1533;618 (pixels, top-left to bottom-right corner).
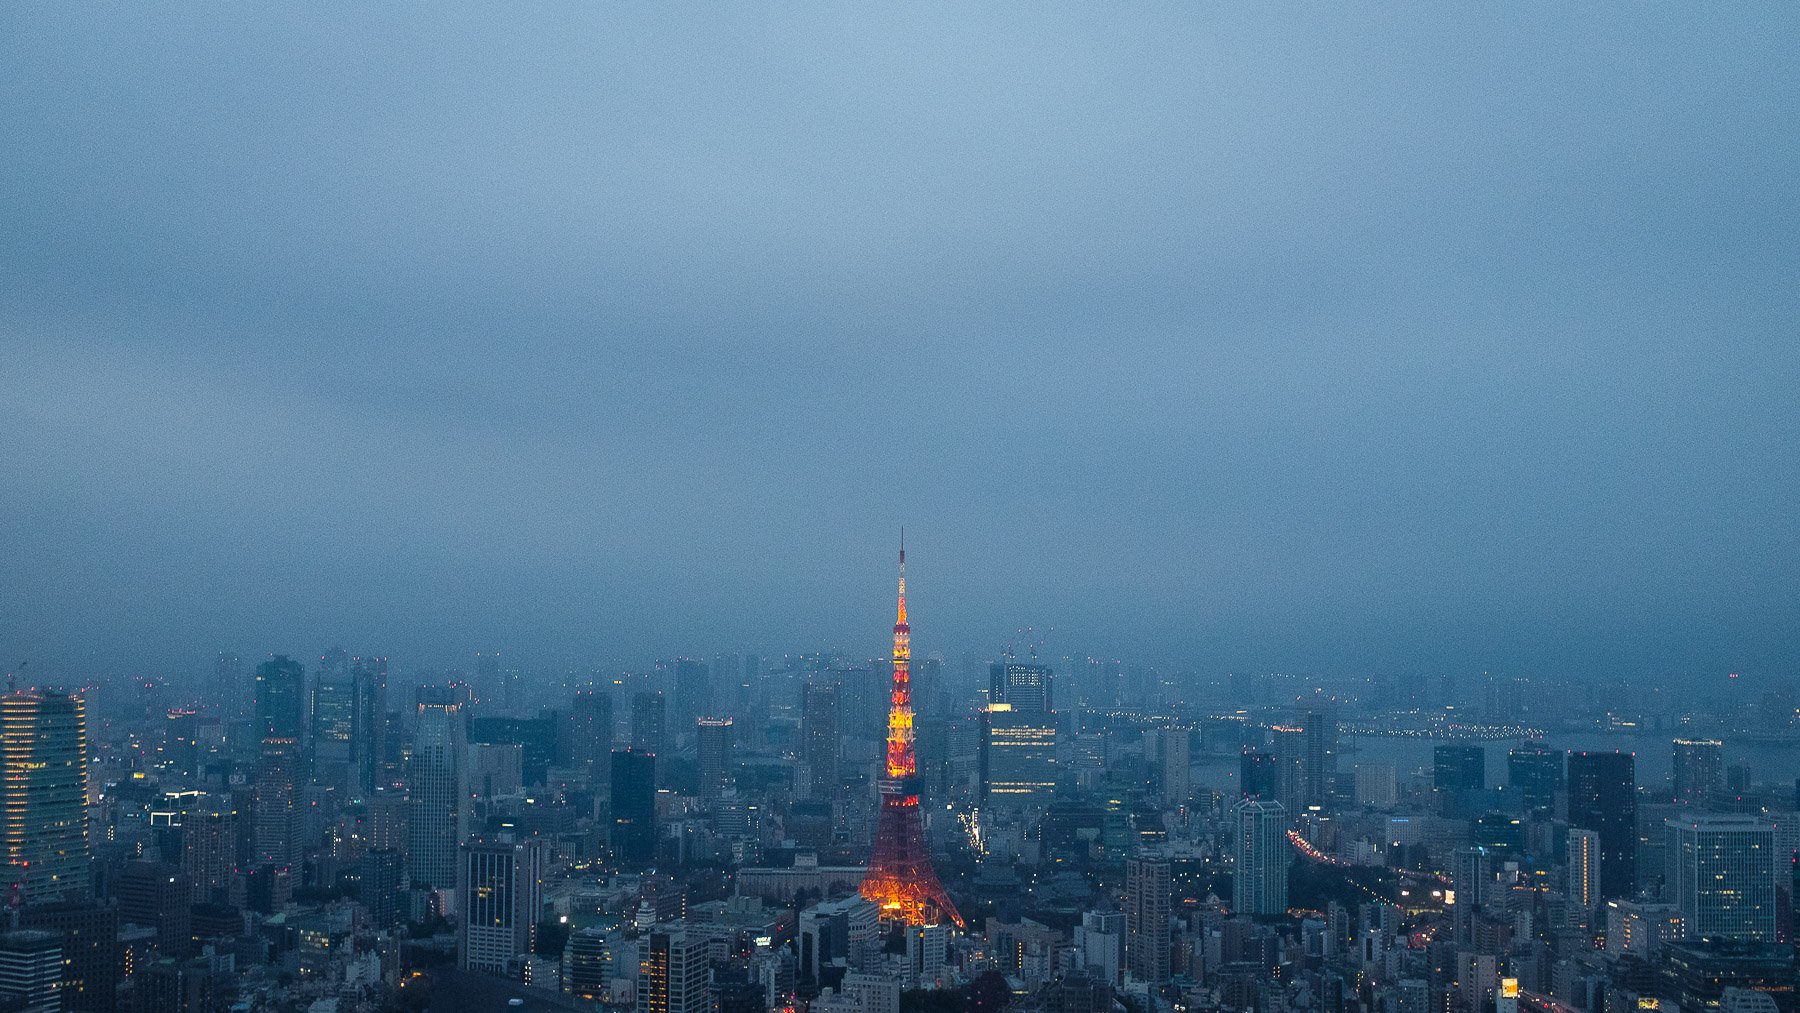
1;7;1797;1007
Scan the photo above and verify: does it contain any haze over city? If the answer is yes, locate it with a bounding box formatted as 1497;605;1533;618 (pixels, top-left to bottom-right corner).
5;5;1796;682
4;8;1800;1013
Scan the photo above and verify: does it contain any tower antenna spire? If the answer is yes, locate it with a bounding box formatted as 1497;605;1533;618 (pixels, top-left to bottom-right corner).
861;536;963;928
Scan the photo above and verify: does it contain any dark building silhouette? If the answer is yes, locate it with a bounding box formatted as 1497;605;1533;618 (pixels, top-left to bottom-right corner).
1507;742;1563;813
674;659;711;736
611;749;657;866
631;691;667;755
114;860;192;959
1240;749;1280;800
697;717;735;803
802;681;842;798
1568;751;1637;898
558;690;613;776
19;900;118;1012
1433;744;1485;817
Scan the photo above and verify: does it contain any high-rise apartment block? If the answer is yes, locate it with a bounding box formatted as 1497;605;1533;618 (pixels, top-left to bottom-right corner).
1234;800;1290;917
1125;854;1171;984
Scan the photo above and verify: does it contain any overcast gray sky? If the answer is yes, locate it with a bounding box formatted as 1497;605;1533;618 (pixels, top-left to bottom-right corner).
3;5;1796;682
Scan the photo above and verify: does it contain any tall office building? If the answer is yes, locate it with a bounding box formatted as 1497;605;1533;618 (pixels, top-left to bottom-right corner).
115;860;191;959
631;691;667;755
611;749;657;866
311;647;356;790
1156;726;1191;806
18;900;117;1013
559;690;613;776
802;682;842;798
214;651;243;721
0;690;90;903
0;930;62;1013
1433;744;1485;817
476;652;502;705
1569;752;1636;898
674;660;711;737
1507;742;1563;813
989;662;1052;714
1354;763;1397;808
252;656;304;867
1234;800;1290;916
1302;708;1336;807
1074;910;1125;987
408;687;469;893
350;656;388;795
1568;828;1600;922
1125;854;1172;983
1451;847;1496;946
1664;815;1775;942
980;705;1058;808
1240;749;1280;800
458;836;549;973
1671;739;1723;806
638;928;710;1013
1269;725;1308;808
254;655;305;741
697;717;735;804
562;928;611;1001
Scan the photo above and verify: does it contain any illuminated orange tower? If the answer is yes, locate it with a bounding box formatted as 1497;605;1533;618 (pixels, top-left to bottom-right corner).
859;538;964;927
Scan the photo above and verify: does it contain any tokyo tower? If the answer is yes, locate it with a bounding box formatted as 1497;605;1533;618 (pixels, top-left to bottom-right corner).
859;538;964;927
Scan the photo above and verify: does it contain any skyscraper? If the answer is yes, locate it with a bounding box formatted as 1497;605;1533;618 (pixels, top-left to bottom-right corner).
1507;742;1563;813
638;928;710;1013
458;836;549;973
989;662;1052;714
1302;708;1336;807
1433;744;1485;817
310;647;356;790
0;689;90;903
214;651;243;722
0;930;62;1013
1155;726;1191;806
17;899;117;1013
408;686;468;893
696;717;735;804
1664;815;1775;942
476;651;502;704
611;748;657;866
802;681;842;798
559;689;613;776
1125;854;1171;983
252;656;304;867
632;691;667;755
1671;739;1723;806
1240;749;1280;800
1233;800;1289;917
980;705;1059;808
115;860;191;959
253;655;305;741
1269;725;1308;809
674;660;711;737
1568;828;1600;922
1569;752;1636;899
350;655;388;795
859;542;963;927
